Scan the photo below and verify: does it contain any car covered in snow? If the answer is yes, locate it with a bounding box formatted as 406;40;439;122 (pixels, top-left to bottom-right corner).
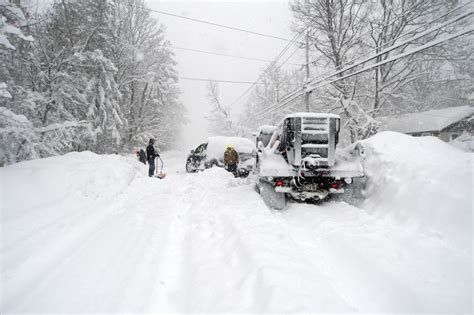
185;136;256;174
253;125;277;148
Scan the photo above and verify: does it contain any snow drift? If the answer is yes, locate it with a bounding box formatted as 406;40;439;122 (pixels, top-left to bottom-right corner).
0;132;471;313
360;131;472;248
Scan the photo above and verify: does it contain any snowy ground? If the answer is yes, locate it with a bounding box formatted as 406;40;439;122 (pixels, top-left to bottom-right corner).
1;132;472;313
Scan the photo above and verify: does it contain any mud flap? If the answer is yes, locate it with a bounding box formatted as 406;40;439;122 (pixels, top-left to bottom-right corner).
259;179;286;210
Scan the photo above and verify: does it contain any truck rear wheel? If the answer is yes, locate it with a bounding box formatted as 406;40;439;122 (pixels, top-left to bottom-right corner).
259;179;286;210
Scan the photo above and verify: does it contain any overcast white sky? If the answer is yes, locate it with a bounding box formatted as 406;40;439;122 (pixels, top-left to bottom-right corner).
145;0;304;149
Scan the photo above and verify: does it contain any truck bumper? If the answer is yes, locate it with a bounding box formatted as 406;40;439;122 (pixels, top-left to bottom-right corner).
275;186;345;200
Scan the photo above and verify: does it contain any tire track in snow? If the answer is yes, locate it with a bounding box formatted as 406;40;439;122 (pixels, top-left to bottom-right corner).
3;176;174;312
107;184;178;312
2;161;150;312
146;173;198;312
2;201;124;311
150;169;353;312
0;153;359;312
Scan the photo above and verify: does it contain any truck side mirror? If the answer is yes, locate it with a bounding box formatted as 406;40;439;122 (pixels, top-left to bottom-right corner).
257;141;264;151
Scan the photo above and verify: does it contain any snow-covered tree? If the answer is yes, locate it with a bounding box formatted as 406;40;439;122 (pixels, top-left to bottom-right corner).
238;63;305;137
0;0;184;165
108;0;184;150
206;81;235;136
291;0;369;142
0;1;33;50
0;0;34;101
0;106;43;166
290;0;472;143
0;1;40;163
56;50;124;152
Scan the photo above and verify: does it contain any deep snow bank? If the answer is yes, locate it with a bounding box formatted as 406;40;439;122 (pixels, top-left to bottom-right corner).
1;147;471;312
2;152;144;212
1;151;352;312
359;132;472;248
1;151;146;238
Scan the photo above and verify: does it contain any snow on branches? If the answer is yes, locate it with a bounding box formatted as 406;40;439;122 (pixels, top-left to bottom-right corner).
0;1;33;50
1;0;184;165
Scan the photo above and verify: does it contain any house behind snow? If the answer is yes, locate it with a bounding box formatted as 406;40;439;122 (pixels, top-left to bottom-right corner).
378;106;473;142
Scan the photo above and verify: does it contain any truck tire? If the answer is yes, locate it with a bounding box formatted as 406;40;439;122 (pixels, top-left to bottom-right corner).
259;179;286;210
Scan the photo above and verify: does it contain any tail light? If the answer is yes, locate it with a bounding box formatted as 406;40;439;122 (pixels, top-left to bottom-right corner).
276;180;284;187
330;182;339;189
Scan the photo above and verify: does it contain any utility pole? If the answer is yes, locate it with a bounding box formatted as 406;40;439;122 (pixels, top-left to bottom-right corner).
304;32;310;112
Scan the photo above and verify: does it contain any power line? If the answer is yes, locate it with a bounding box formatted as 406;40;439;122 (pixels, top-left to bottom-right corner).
225;12;329;110
226;43;302;109
124;2;297;43
287;64;306;82
170;45;303;66
312;27;473;91
274;5;467;101
117;0;308;108
259;25;473;116
307;10;473;87
253;9;473;118
226;26;309;109
109;31;302;67
225;42;300;107
306;2;471;87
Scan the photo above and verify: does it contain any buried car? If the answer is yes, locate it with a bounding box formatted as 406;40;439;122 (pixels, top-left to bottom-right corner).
185;136;255;176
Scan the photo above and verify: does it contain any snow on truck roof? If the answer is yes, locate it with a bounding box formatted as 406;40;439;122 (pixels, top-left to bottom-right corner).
379;105;473;134
284;112;340;119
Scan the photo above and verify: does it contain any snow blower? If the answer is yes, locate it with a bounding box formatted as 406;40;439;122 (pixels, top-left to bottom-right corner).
155;156;166;179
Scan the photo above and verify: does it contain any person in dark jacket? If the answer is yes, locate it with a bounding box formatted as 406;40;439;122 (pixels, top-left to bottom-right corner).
224;144;239;176
146;138;160;177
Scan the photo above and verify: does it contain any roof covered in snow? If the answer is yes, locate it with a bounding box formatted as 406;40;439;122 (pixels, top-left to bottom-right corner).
379;106;473;134
257;125;277;134
206;136;255;160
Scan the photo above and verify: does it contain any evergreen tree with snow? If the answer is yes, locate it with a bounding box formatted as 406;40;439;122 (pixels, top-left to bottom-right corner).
0;0;185;165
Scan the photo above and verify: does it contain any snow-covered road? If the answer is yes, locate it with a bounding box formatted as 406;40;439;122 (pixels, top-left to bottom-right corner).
1;134;472;312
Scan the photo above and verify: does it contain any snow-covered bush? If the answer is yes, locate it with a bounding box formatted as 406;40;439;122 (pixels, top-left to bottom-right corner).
0;107;40;165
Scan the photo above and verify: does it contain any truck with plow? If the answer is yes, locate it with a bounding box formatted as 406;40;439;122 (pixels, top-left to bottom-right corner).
255;113;364;209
